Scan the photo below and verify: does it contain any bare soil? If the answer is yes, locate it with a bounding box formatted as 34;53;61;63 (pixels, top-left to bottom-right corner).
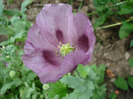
1;0;133;99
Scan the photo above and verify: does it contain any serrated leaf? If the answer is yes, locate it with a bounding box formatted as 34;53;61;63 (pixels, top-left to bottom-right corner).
27;72;37;82
119;7;133;15
118;2;133;15
114;76;128;90
63;90;79;99
87;66;98;81
62;80;94;99
7;0;13;4
21;0;32;13
10;32;25;43
128;57;133;68
0;0;4;16
127;76;133;89
60;76;85;92
97;64;105;84
21;0;32;18
92;84;106;99
0;26;12;35
94;16;106;28
93;0;108;10
109;92;117;99
130;39;133;47
0;63;6;82
45;81;68;99
32;94;37;99
21;88;29;99
0;40;9;46
0;79;22;95
3;9;21;16
77;64;88;78
90;64;97;72
61;75;95;99
119;22;133;39
110;0;117;4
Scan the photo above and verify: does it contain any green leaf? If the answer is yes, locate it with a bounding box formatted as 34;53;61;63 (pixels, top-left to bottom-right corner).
109;92;117;99
63;82;94;99
94;16;107;28
130;39;133;47
10;32;26;43
6;45;16;54
77;64;88;78
7;0;13;4
3;9;21;16
60;76;86;92
27;72;37;82
110;0;117;4
21;0;31;13
93;0;108;10
119;22;133;39
0;0;4;16
119;7;133;15
128;57;133;68
21;0;32;18
63;91;79;99
0;63;6;82
21;88;30;99
45;81;68;99
61;76;95;99
114;76;128;90
118;2;133;15
96;64;106;84
32;94;37;99
0;79;22;95
92;84;106;99
0;26;12;35
0;40;9;46
127;76;133;89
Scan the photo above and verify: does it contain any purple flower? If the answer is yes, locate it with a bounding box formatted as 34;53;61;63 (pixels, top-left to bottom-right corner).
22;4;95;84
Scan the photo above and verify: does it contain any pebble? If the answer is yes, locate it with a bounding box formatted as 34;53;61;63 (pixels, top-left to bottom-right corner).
125;52;130;60
110;78;116;83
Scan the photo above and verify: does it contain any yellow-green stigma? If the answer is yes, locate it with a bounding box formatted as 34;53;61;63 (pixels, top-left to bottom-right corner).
59;43;74;57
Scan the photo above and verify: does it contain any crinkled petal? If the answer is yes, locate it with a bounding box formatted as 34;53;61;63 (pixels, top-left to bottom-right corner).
38;65;61;84
23;50;62;75
23;52;46;74
23;23;62;76
71;13;95;62
60;50;89;76
36;4;73;45
37;50;89;84
25;24;56;54
23;50;62;84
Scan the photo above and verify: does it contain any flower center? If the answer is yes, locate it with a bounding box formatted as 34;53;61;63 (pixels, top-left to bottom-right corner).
59;43;74;57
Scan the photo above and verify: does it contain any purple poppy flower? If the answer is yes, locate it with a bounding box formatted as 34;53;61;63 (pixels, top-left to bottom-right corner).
22;4;95;84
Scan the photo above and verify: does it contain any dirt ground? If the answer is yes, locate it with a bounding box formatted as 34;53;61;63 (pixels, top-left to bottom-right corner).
1;0;133;99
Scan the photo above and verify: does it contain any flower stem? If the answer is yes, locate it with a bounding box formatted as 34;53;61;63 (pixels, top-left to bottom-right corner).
115;1;127;6
70;0;73;5
87;11;97;16
97;17;133;30
78;0;84;11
